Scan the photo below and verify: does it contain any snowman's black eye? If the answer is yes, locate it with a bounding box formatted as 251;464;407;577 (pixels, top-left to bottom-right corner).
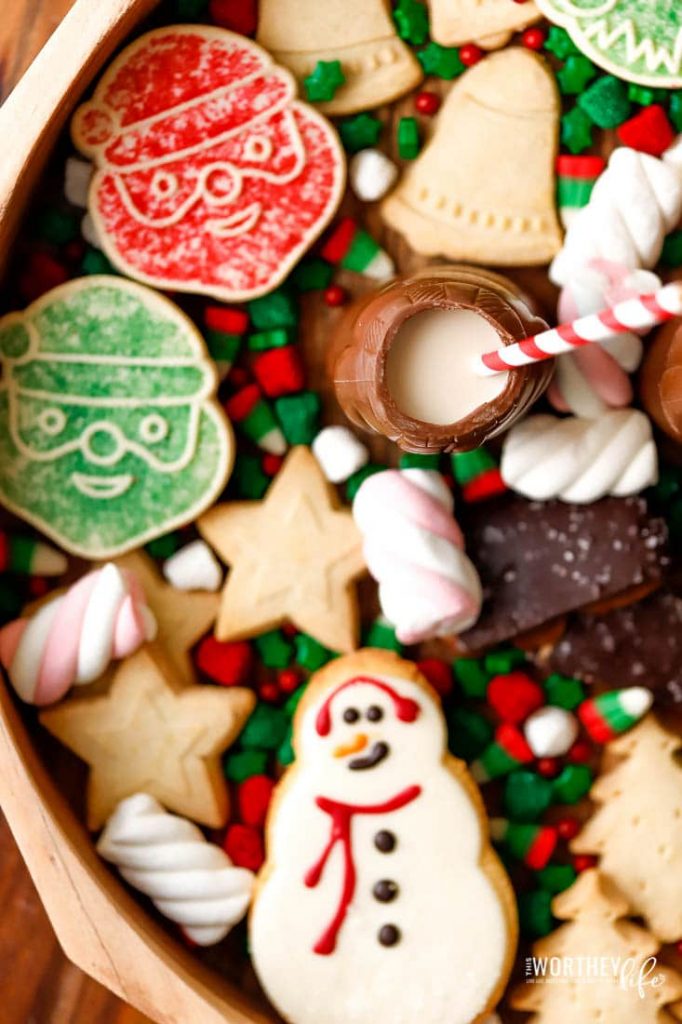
343;707;359;724
366;705;383;722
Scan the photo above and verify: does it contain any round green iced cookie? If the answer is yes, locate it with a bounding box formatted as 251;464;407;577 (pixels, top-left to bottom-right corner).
0;276;233;557
536;0;682;88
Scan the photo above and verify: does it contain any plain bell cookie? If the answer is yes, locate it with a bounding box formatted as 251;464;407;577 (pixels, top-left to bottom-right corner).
427;0;541;50
250;650;517;1024
72;26;345;301
381;49;562;267
257;0;422;115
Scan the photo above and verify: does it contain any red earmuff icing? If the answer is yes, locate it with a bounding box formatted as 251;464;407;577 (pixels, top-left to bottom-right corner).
315;675;420;736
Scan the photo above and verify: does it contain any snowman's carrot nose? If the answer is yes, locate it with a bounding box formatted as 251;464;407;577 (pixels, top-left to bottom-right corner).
333;733;368;758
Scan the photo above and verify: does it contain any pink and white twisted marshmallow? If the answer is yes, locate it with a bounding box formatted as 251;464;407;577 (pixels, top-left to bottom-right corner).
0;563;157;706
548;261;661;418
353;468;482;644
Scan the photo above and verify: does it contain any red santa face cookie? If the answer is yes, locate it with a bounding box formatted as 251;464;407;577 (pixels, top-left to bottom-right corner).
72;27;345;301
250;650;517;1024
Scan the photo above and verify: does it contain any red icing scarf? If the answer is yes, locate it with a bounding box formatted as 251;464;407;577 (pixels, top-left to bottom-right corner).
303;785;422;955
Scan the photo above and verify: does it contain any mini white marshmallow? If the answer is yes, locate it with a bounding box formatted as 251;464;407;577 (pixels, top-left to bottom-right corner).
524;706;579;759
312;425;369;483
163;539;223;592
349;149;399;203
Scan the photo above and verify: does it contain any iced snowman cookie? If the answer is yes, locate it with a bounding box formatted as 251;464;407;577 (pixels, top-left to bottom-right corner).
535;0;682;87
0;276;233;557
250;650;517;1024
72;26;345;301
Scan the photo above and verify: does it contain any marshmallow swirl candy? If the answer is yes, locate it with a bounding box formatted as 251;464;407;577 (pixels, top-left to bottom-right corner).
97;793;254;946
550;141;682;286
501;409;658;504
353;468;482;643
0;563;156;706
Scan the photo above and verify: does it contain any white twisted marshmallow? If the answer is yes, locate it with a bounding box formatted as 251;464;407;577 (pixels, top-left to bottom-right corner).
550;263;661;418
353;468;482;644
550;141;682;287
501;409;658;504
97;793;254;946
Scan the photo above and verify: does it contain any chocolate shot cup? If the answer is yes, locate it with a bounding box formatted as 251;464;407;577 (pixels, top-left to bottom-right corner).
329;266;553;453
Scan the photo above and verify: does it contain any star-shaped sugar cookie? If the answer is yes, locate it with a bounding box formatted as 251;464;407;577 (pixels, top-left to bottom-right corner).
199;446;366;653
115;550;219;683
40;645;254;830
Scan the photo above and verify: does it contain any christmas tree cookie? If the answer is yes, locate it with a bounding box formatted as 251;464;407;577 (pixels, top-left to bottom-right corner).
571;715;682;942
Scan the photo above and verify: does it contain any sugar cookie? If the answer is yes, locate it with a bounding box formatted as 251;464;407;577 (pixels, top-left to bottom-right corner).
72;27;345;301
250;650;517;1024
0;277;233;558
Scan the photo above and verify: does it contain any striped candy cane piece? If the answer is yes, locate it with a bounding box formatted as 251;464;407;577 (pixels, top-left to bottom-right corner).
478;282;682;376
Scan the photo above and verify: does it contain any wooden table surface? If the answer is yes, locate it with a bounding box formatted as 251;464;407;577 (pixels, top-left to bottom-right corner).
0;5;150;1021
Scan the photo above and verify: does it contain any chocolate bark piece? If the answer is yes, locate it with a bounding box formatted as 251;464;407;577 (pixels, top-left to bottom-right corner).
457;495;669;652
548;589;682;707
329;266;553;453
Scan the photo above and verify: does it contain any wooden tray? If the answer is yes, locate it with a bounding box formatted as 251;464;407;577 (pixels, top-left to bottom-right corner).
0;3;673;1023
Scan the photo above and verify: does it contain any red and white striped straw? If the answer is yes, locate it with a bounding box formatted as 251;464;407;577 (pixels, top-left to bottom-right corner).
477;280;682;376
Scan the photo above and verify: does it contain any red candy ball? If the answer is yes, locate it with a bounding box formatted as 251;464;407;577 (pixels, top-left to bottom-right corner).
459;44;483;67
259;682;280;703
238;775;275;828
278;667;301;693
567;739;592;764
486;671;544;725
223;823;265;872
522;27;546;50
573;853;598;873
323;284;348;307
416;658;453;698
415;91;441;116
556;816;581;841
537;757;560;778
262;453;284;476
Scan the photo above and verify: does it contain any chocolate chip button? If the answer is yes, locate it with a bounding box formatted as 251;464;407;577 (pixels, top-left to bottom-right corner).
378;924;400;947
373;880;398;902
374;830;396;853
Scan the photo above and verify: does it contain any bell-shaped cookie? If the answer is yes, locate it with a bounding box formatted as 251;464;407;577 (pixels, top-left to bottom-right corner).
257;0;422;115
382;48;563;267
428;0;541;49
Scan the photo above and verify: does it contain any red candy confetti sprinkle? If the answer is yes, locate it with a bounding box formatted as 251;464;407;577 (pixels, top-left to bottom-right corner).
459;44;483;67
223;823;265;872
486;671;545;725
238;775;276;828
461;468;508;503
205;306;249;335
616;104;676;157
415;91;441;115
323;284;348;307
416;658;453;698
252;346;305;398
522;27;546;50
195;636;253;687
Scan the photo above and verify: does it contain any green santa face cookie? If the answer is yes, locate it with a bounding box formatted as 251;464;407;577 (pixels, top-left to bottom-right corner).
536;0;682;87
0;277;234;557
